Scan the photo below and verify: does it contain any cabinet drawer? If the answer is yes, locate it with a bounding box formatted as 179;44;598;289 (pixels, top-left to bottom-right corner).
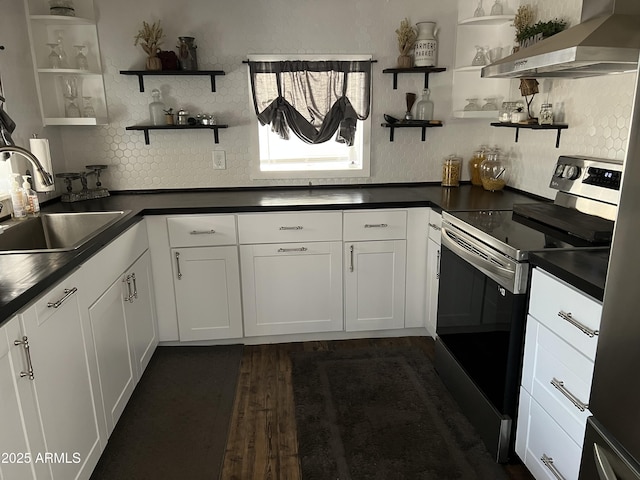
516;388;582;480
428;209;442;243
167;215;237;247
237;212;342;244
529;268;602;361
521;316;593;445
343;210;407;241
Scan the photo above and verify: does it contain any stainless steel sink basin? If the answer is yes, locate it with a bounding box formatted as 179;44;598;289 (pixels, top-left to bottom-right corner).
0;211;130;254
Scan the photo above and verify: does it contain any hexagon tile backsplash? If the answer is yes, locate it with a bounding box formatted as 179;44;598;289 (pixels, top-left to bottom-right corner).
55;0;637;200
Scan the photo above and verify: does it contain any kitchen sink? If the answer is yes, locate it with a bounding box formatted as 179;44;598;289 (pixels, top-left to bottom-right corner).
0;211;130;254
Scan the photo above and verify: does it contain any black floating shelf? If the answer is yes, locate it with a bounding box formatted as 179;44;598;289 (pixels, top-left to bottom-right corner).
382;66;447;89
120;70;226;92
490;122;569;148
381;121;443;142
126;124;229;145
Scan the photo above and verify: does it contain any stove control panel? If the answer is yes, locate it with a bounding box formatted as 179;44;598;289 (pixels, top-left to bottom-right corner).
550;156;623;206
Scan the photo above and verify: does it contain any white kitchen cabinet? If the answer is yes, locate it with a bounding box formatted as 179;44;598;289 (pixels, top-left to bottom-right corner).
425;210;441;338
20;268;103;480
405;208;430;329
23;0;108;125
240;241;343;336
343;210;407;332
172;246;243;341
0;316;48;480
167;214;242;342
516;267;602;480
453;0;514;118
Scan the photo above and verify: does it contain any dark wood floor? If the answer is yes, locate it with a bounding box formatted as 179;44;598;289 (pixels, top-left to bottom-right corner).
220;336;534;480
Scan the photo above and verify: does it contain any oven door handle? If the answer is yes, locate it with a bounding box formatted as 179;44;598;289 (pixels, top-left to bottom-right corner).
441;225;520;293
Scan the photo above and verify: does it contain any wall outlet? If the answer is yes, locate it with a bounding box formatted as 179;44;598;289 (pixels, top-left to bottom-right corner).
212;151;226;170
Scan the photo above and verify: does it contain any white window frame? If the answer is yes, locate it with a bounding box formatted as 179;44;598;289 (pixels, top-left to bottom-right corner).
248;54;371;180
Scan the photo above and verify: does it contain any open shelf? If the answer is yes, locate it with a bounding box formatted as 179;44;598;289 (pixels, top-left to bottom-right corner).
120;70;226;92
382;66;447;89
453;110;498;119
381;121;443;141
491;122;569;148
458;15;514;26
126;124;229;145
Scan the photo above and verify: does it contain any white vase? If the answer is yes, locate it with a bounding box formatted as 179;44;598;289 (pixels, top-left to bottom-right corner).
414;21;438;67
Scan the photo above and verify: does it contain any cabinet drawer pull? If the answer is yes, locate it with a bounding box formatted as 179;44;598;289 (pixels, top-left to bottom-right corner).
190;229;216;235
364;223;388;228
277;247;308;253
558;311;599;337
124;275;134;303
131;273;138;300
541;454;566;480
349;245;354;272
428;222;441;231
436;249;441;279
14;336;35;380
47;287;78;308
175;252;183;280
550;377;589;412
279;225;303;231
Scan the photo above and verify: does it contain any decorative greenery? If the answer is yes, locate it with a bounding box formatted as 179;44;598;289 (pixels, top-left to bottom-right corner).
512;4;535;41
516;18;567;44
134;21;165;56
395;18;418;56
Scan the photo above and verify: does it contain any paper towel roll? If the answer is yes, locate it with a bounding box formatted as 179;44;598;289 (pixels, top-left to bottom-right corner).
29;137;55;192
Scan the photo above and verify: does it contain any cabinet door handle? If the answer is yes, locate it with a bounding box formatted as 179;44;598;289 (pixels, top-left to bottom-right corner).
279;225;303;231
47;287;78;308
558;311;599;338
190;229;216;235
550;377;589;412
364;223;388;228
436;249;441;279
541;454;566;480
124;275;133;302
594;443;618;480
349;245;354;272
131;273;138;300
429;222;441;231
175;252;183;280
277;247;308;253
14;336;35;380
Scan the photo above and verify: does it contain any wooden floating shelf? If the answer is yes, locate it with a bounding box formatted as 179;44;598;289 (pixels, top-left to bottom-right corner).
126;124;229;145
382;66;447;89
381;121;443;142
120;70;226;92
490;122;569;148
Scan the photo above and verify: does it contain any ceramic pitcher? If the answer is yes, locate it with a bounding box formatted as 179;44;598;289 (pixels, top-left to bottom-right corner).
414;22;438;67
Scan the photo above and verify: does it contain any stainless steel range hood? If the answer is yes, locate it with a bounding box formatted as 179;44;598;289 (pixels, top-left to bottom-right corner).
481;0;640;79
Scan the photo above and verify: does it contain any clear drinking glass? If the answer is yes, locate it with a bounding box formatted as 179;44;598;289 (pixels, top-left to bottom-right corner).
47;43;61;68
473;0;485;17
490;0;503;15
464;98;480;111
74;45;88;70
471;46;488;66
55;30;68;68
82;97;96;118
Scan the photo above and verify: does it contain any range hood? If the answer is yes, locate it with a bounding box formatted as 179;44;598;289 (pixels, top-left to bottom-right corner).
481;0;640;79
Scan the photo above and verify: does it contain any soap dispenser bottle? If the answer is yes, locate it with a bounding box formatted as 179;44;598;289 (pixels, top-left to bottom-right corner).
22;175;40;215
10;174;27;219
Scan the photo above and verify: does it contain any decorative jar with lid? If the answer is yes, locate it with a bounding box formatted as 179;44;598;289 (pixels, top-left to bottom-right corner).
442;155;462;187
539;103;554;125
480;149;506;191
468;148;486;186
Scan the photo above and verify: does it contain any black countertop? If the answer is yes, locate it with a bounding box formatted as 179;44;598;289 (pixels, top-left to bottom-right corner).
0;183;558;325
529;249;610;302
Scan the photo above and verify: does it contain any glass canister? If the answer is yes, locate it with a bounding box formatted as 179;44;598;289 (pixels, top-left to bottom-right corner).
539;103;554;125
49;0;75;16
442;155;462;187
480;150;506;191
468;148;486;186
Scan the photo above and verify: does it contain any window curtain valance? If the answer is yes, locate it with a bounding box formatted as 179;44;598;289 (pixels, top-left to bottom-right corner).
248;59;372;146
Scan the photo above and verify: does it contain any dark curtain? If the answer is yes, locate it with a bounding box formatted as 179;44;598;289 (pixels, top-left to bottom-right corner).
248;60;371;146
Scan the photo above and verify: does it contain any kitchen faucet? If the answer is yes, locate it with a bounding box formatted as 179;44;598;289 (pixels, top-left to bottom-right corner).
0;144;55;191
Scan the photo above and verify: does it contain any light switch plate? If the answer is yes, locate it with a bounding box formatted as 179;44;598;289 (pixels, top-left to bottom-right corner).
213;151;226;170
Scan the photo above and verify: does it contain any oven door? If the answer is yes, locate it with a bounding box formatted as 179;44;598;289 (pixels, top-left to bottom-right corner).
435;233;528;462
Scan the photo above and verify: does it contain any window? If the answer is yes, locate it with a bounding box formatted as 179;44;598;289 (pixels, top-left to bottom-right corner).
248;54;372;179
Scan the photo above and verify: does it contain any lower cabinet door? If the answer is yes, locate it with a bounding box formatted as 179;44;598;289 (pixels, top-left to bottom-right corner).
88;276;136;436
425;237;440;338
345;240;406;332
124;251;158;379
20;271;103;480
240;242;343;336
172;246;243;341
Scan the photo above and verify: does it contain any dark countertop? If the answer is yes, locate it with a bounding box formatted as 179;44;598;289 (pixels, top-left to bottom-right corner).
529;249;610;301
0;183;551;325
